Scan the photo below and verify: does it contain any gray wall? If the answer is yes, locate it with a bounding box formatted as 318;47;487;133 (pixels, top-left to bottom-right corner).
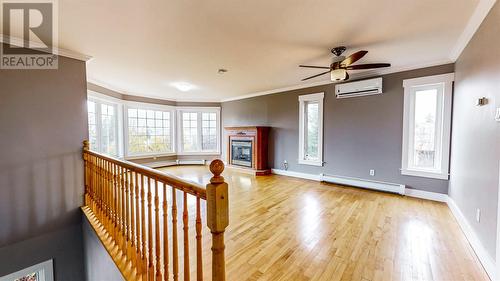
0;225;84;280
222;64;455;194
83;216;124;281
449;1;500;260
0;53;87;279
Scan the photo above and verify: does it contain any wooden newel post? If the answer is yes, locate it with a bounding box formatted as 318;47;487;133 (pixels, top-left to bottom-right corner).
206;159;229;281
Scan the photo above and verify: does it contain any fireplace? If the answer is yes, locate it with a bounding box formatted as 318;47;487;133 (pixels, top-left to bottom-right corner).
231;140;252;167
225;126;270;175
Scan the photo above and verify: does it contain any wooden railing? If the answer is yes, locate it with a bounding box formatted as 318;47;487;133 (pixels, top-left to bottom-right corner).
82;140;229;281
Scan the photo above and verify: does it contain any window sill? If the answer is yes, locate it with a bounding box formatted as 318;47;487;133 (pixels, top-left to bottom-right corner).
401;168;449;180
298;159;323;167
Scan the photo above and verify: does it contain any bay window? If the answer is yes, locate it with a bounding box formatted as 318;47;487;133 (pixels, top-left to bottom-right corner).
125;103;175;157
87;93;220;158
87;97;120;156
298;93;324;166
401;73;454;179
178;108;220;154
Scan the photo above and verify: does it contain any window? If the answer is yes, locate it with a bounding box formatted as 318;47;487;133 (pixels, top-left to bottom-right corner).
178;108;220;154
202;112;218;151
87;98;120;156
402;73;454;179
182;112;198;151
125;104;174;157
298;93;324;166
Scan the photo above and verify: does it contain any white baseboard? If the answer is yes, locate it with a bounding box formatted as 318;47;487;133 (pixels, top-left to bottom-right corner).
404;188;448;202
270;168;496;280
271;169;321;181
447;197;496;280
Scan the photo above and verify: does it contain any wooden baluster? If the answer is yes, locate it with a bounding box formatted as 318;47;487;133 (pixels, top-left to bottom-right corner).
121;166;127;255
148;177;154;280
141;174;147;280
98;157;102;221
163;182;169;281
104;160;109;232
126;168;131;261
206;160;229;281
195;197;203;281
105;159;108;228
183;192;190;281
88;154;92;210
89;155;95;211
113;163;119;244
130;170;136;270
95;157;100;219
108;161;113;234
117;164;122;251
135;171;142;275
172;188;179;281
155;180;162;280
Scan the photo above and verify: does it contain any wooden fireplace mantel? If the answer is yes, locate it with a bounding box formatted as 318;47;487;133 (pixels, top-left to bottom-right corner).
225;126;271;175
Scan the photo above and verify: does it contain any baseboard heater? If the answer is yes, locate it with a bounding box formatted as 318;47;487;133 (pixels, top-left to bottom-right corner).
176;159;207;165
319;173;405;195
144;159;206;168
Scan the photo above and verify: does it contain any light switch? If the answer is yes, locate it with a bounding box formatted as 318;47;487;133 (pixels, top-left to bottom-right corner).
495;108;500;122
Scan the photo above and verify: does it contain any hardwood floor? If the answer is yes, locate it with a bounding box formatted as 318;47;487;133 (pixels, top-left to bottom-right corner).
158;165;489;281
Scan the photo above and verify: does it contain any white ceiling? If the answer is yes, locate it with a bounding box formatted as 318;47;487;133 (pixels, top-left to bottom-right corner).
58;0;481;102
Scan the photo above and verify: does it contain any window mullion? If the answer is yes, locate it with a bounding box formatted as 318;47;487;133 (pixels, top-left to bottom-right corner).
198;112;203;152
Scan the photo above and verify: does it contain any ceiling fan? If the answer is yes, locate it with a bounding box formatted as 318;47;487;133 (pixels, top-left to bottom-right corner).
299;46;391;81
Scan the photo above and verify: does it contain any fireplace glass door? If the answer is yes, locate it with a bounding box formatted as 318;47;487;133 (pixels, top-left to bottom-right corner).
231;140;252;167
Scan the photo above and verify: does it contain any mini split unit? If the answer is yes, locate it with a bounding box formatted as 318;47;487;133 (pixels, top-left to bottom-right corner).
335;77;383;99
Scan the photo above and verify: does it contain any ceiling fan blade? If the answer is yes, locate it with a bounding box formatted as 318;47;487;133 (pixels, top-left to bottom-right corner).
340;51;368;67
345;63;391;70
301;70;331;81
299;65;331;69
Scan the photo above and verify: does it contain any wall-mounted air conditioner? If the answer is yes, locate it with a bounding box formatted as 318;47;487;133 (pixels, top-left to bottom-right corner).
335;77;383;99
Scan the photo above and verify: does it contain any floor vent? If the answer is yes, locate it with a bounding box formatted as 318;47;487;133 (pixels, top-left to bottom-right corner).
320;173;405;195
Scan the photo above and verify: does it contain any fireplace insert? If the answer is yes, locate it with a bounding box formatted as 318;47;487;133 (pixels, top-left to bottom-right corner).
231;140;252;167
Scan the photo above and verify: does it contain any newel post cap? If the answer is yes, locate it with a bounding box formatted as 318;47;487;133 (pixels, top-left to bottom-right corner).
83;140;90;150
209;159;225;184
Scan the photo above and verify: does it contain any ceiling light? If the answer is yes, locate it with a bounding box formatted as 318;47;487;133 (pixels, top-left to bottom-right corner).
330;69;347;81
170;82;198;92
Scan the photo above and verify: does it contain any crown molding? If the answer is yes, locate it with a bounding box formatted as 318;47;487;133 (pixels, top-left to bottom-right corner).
221;58;453;103
87;78;221;103
0;34;92;62
449;0;497;61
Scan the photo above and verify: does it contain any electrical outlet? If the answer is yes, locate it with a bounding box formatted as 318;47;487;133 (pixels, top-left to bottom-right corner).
476;209;481;222
369;169;375;176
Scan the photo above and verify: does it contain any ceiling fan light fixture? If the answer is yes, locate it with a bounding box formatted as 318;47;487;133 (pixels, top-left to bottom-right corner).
331;69;347;81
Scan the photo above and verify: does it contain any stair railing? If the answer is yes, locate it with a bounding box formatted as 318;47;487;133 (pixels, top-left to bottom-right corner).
82;140;228;281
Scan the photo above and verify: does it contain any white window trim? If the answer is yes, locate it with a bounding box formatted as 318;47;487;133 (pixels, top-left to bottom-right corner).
88;92;123;157
401;73;454;180
176;107;221;155
298;92;324;166
0;259;54;281
123;100;177;159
